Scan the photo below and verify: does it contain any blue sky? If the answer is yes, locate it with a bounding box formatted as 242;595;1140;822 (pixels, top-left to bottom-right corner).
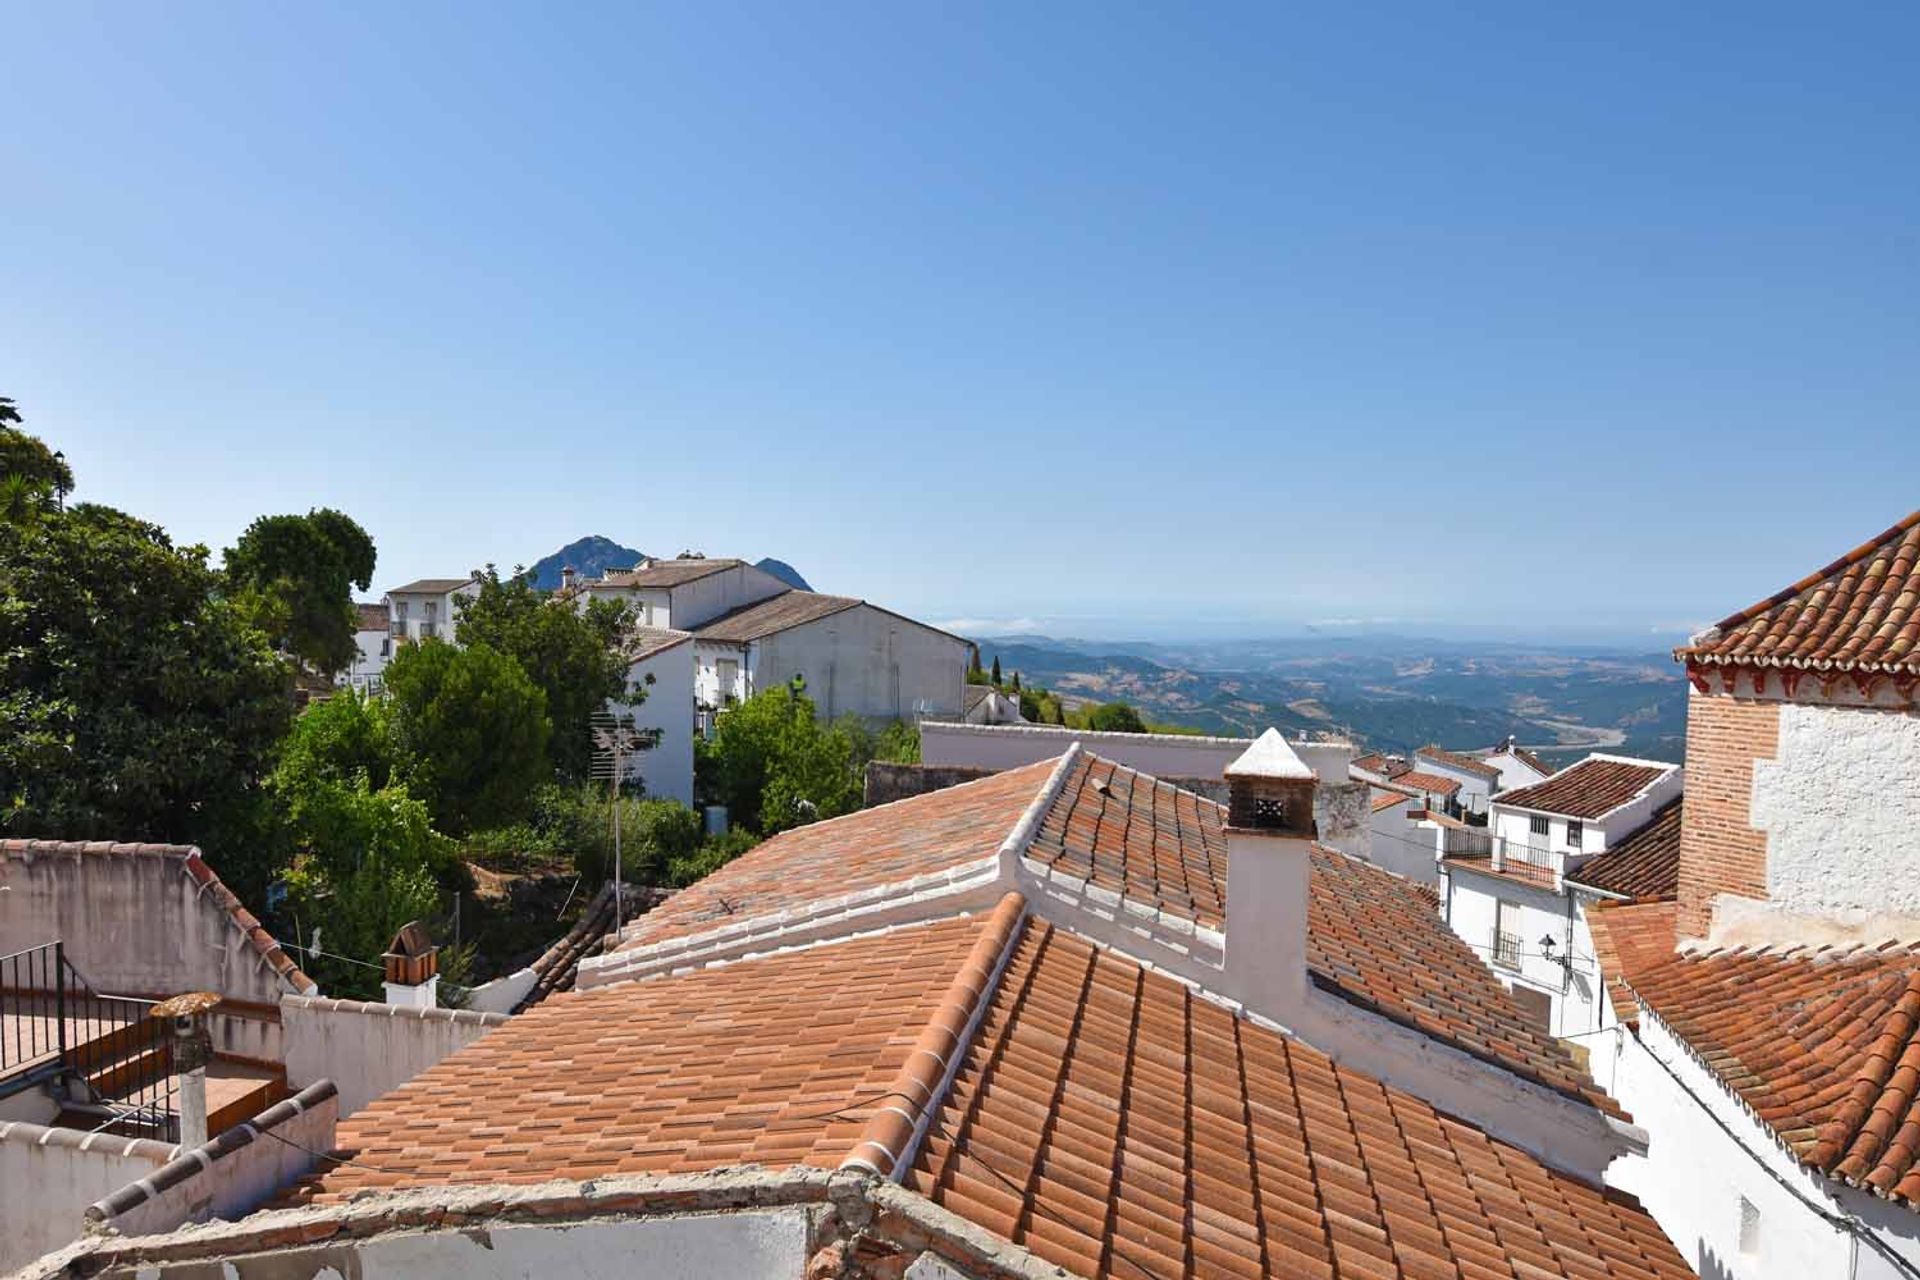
4;4;1915;644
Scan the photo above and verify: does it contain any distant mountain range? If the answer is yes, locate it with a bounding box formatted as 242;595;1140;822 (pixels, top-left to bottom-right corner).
973;633;1687;766
526;536;812;593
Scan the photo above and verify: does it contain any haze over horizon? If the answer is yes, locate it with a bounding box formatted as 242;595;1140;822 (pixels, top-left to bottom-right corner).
5;5;1915;642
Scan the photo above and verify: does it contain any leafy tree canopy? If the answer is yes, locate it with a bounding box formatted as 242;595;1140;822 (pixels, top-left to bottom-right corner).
1086;701;1147;734
224;509;376;676
0;502;294;897
454;566;635;781
0;397;74;525
384;639;551;834
695;683;864;835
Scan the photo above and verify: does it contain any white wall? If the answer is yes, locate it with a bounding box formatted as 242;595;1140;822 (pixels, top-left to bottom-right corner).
281;995;506;1118
1415;754;1495;816
922;720;1354;785
660;564;789;630
1751;702;1920;920
341;627;391;693
1367;801;1441;886
613;641;696;805
388;583;478;644
1442;865;1601;1039
694;640;751;711
1487;750;1550;792
1592;1010;1920;1280
0;845;303;1004
747;605;969;722
0;1123;176;1273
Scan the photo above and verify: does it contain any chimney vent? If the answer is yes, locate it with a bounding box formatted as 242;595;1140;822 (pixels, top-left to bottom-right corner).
382;921;440;1008
1225;729;1317;837
560;565;576;591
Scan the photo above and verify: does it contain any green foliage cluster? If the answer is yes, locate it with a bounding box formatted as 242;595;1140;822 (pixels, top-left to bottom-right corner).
224;509;377;676
383;640;552;834
0;501;294;899
695;682;866;835
453;568;637;781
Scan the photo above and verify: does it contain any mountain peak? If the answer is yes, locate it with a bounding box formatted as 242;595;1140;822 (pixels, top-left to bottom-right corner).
526;537;811;593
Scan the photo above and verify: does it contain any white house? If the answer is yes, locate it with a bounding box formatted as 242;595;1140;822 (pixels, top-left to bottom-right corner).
603;628;697;805
1578;509;1920;1280
339;602;392;694
962;682;1026;725
1412;745;1502;817
1485;737;1554;791
690;592;971;726
1366;787;1442;887
384;576;480;644
1438;753;1682;1039
564;556;790;631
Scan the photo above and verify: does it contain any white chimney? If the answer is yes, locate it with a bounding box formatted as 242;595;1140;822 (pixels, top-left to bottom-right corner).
560;565;576;591
1222;729;1318;1023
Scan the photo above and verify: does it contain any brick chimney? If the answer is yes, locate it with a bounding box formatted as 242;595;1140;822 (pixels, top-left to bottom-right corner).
1222;729;1318;1022
382;921;439;1010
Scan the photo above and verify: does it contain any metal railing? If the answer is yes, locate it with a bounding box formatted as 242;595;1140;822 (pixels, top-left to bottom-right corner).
0;942;177;1140
1492;930;1523;970
1490;837;1561;887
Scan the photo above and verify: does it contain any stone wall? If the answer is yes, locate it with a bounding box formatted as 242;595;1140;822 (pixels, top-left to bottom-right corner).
864;763;997;808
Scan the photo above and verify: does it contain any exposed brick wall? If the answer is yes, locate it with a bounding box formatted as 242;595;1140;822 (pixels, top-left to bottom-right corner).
1676;688;1780;938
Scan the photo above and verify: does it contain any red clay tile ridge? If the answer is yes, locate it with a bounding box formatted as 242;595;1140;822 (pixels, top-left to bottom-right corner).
842;892;1029;1178
1493;754;1679;821
579;749;1082;987
0;839;317;996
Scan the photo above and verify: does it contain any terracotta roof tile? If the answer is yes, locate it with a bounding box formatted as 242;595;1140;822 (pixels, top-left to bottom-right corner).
1611;924;1920;1207
288;912;998;1203
1494;757;1675;820
691;590;863;643
906;919;1691;1279
1415;746;1501;780
1678;510;1920;675
1565;800;1682;900
1585;901;1679;1028
616;761;1058;952
586;557;747;589
1388;769;1461;797
1371;789;1410;813
353;602;389;632
1506;747;1554;778
386;577;475;595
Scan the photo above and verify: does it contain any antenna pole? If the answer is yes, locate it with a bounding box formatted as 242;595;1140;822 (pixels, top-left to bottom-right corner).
612;733;624;936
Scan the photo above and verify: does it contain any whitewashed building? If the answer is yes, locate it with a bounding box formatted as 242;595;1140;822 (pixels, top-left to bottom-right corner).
1581;509;1920;1280
563;556;790;631
384;576;480;644
339;602;392;693
691;592;970;725
1485;737;1554;791
1438;753;1682;1038
1412;745;1502;817
605;628;697;804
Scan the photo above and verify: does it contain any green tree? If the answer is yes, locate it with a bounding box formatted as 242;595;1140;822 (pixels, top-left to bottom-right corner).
275;689;398;791
453;566;636;780
0;397;73;523
0;502;294;897
224;509;377;676
990;655;1002;685
695;684;862;835
1086;701;1147;734
385;640;551;833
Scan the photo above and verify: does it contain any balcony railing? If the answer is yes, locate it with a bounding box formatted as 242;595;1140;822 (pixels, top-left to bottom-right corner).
1489;837;1561;888
0;942;177;1140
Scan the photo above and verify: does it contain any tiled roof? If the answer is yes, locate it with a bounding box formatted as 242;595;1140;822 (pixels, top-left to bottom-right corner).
620;625;693;663
618;751;1610;1112
1371;788;1410;813
615;761;1058;951
1565;800;1682;900
291;900;1687;1277
1415;745;1501;780
0;840;315;996
1507;746;1553;778
1494;756;1675;820
353;602;389;632
691;590;863;643
1585;901;1679;1028
1026;753;1228;928
1352;752;1408;779
1612;926;1920;1207
1387;768;1461;797
905;918;1688;1280
387;577;474;595
587;557;747;589
288;911;996;1202
1678;510;1920;675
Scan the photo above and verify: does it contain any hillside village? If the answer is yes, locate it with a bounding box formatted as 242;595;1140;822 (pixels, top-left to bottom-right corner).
4;380;1920;1278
